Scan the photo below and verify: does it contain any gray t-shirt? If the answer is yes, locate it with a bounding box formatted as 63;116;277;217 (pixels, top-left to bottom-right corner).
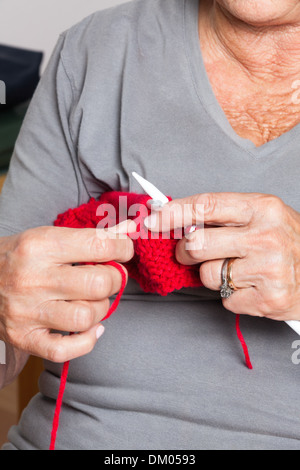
1;0;300;450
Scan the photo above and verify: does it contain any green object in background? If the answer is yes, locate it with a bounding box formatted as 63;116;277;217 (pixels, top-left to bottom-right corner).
0;101;29;171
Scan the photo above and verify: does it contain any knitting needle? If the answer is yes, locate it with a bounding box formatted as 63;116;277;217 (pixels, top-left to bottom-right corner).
132;171;300;337
132;172;169;206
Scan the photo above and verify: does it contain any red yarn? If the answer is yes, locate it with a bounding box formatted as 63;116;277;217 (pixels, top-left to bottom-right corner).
49;358;71;450
235;314;253;370
50;191;252;450
49;261;127;450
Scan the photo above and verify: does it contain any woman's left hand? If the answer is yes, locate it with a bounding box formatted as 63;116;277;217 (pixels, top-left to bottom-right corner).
144;192;300;321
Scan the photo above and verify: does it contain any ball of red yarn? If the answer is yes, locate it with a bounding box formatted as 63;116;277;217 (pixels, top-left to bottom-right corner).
54;191;203;296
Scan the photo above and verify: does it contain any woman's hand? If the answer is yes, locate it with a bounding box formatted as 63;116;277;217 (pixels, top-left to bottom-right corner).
0;220;136;362
144;193;300;321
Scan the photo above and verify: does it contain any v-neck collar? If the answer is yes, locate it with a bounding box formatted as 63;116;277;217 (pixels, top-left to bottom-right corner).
183;0;300;159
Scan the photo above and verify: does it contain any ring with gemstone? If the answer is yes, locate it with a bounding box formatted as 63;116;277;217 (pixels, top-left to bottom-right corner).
220;258;234;299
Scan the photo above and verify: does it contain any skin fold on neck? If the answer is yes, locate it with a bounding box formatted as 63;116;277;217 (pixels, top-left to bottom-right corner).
198;0;300;146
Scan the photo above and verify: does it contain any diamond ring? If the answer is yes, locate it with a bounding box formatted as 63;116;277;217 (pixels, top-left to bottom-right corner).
220;258;234;299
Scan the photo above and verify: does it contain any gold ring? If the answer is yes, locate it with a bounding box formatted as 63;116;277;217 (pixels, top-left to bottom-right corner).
227;258;239;291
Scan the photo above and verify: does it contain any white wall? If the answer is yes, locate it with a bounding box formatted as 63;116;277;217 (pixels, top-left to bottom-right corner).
0;0;129;72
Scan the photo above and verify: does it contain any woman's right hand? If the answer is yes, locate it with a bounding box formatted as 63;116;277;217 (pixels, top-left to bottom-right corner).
0;221;135;363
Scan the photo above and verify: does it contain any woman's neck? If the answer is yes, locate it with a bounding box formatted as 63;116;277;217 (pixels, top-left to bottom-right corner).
198;0;300;146
199;0;300;79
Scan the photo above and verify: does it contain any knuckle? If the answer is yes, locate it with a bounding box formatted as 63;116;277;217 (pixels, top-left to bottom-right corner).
86;271;112;297
195;193;216;220
260;195;285;221
269;291;290;313
259;290;289;317
254;226;286;253
91;235;113;260
47;343;66;363
73;305;94;331
199;262;215;287
15;230;39;259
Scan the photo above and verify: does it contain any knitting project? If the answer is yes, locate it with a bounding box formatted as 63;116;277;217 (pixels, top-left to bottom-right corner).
54;192;203;296
49;191;252;450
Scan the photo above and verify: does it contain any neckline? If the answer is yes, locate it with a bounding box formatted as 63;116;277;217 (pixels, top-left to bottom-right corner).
183;0;300;159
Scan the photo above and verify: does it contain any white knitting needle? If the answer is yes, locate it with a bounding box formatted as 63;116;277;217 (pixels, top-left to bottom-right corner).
132;172;169;206
132;171;300;336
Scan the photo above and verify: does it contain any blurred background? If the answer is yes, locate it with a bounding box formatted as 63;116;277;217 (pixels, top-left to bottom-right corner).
0;0;128;447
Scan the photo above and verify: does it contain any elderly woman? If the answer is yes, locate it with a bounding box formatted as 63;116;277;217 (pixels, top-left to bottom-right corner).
0;0;300;450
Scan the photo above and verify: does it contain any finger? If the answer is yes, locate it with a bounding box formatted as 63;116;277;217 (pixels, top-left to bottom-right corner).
28;323;105;363
107;219;137;234
144;193;257;232
199;258;257;291
52;263;127;300
36;299;110;332
44;220;136;264
222;287;263;317
175;227;248;264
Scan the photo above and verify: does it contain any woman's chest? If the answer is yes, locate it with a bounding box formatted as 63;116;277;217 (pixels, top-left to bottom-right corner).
219;93;300;147
205;62;300;147
75;65;300;212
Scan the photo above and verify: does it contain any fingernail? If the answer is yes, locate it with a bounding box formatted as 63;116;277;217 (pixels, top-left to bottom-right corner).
126;219;137;233
185;225;197;238
147;200;164;211
96;325;105;339
188;225;197;234
144;213;157;229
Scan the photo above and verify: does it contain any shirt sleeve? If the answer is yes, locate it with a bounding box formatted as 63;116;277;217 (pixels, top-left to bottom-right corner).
0;344;29;390
0;33;84;236
0;33;86;388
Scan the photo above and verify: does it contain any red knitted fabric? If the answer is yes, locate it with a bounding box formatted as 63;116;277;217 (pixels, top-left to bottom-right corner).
54;192;203;296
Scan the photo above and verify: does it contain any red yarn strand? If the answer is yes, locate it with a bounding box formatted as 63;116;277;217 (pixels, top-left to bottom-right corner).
101;262;127;321
49;261;127;450
49;359;71;450
235;314;253;370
